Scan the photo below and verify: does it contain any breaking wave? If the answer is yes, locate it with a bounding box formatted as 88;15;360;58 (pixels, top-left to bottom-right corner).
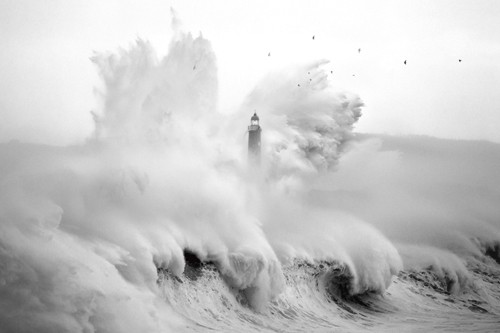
1;13;500;332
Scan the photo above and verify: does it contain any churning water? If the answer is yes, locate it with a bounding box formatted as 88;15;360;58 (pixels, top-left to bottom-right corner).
0;21;499;333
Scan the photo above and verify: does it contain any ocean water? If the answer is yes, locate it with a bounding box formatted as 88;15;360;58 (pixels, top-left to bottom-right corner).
159;256;500;332
0;25;499;332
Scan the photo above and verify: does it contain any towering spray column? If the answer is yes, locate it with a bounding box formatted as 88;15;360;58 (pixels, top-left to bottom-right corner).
248;112;261;166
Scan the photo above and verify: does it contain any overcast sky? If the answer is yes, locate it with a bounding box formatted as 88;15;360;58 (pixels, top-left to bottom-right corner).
1;0;499;145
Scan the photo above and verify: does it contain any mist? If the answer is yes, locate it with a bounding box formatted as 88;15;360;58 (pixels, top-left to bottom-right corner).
1;16;500;332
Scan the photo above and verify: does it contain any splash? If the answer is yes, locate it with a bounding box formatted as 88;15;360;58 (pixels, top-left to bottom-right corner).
1;13;500;333
245;60;363;173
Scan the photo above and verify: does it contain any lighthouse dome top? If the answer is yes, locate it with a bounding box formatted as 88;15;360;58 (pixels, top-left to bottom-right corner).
249;112;260;130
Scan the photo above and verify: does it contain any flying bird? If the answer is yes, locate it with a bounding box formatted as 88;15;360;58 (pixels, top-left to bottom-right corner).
358;48;361;53
312;35;315;40
268;52;271;57
297;84;300;87
331;70;333;74
404;60;407;65
459;59;462;62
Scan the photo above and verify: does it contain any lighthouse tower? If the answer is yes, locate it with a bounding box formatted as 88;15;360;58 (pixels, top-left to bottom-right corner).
248;112;261;165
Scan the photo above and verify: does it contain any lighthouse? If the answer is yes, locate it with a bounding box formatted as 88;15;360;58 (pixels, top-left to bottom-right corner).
248;112;261;165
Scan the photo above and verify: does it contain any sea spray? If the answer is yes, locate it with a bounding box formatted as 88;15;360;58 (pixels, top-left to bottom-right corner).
2;12;500;333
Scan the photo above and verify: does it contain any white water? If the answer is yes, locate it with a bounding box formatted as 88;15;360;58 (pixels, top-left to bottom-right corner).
0;18;500;332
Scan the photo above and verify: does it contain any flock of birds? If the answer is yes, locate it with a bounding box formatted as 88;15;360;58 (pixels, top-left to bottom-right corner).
191;34;463;89
262;35;463;88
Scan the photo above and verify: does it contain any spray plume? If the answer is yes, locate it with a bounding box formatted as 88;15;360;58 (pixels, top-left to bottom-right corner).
1;11;500;333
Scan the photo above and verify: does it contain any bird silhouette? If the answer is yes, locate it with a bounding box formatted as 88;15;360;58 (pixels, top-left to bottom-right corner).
297;84;300;87
268;52;271;57
404;60;407;65
459;59;462;62
331;70;333;74
358;48;361;53
312;35;315;40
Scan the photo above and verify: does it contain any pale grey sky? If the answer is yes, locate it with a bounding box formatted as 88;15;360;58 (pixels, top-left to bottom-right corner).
1;0;499;145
